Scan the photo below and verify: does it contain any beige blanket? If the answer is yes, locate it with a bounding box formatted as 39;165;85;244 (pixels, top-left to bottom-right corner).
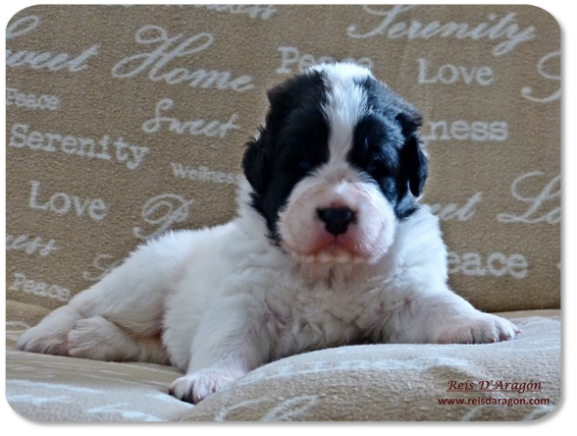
6;310;560;421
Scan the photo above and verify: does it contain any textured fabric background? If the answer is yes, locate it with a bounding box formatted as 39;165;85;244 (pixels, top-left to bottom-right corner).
6;5;560;319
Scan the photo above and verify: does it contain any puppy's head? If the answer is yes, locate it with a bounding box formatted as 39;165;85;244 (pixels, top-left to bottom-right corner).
243;63;427;266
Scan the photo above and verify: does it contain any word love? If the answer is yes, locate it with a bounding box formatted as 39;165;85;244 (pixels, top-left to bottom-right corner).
29;180;108;221
448;251;528;279
9;123;149;170
133;193;195;240
418;58;494;86
112;25;254;93
498;172;560;224
347;5;536;57
276;46;373;75
7;15;99;73
142;98;240;139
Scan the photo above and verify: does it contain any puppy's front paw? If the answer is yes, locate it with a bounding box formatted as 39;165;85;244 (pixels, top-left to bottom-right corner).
168;368;245;404
432;312;521;344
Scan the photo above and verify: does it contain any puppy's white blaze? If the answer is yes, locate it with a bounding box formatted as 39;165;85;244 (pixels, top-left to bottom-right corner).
312;63;370;164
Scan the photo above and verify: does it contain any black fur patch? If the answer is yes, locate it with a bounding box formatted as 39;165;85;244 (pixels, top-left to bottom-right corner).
242;71;330;241
349;77;427;219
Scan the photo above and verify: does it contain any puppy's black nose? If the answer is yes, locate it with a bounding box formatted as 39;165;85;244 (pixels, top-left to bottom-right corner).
317;207;355;236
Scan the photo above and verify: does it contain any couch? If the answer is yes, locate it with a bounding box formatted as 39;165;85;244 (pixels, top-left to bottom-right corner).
6;5;561;421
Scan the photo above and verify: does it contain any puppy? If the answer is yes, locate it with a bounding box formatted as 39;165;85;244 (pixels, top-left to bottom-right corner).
17;63;520;404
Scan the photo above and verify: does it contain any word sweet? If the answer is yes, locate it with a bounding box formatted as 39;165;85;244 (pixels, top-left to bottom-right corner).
133;193;195;240
522;50;561;103
7;87;60;111
427;193;482;221
498;172;560;224
193;4;277;20
276;46;373;75
6;233;58;257
347;5;536;57
418;58;494;86
9;123;149;170
171;162;243;185
82;254;122;282
7;15;99;73
422;120;508;143
29;180;108;221
9;272;71;302
112;25;254;93
448;251;528;279
142;98;241;139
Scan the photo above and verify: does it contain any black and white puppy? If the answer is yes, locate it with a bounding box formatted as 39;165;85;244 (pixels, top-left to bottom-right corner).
18;63;520;404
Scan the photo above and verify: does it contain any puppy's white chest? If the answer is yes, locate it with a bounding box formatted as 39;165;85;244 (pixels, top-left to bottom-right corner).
258;278;381;359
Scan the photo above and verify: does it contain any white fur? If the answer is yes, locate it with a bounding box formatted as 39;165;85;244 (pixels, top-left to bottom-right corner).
18;63;519;404
17;181;519;403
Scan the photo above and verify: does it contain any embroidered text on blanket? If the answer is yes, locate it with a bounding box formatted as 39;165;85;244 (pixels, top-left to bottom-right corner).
133;193;196;240
142;98;241;139
6;234;58;257
427;193;482;222
29;181;109;221
522;50;561;103
9;272;71;302
497;172;560;224
346;5;536;57
422;120;508;143
276;46;373;75
418;58;494;86
170;163;243;185
7;87;60;111
111;25;254;93
7;15;99;73
8;123;150;171
82;254;123;282
448;252;528;279
193;4;277;20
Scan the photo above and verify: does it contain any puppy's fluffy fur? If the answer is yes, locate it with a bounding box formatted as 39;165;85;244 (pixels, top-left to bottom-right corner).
18;63;519;404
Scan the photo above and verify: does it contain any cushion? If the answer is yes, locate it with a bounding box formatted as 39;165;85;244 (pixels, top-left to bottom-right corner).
6;310;561;421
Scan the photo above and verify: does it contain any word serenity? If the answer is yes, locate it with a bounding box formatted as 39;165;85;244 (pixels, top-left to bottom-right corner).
9;123;149;170
347;5;536;57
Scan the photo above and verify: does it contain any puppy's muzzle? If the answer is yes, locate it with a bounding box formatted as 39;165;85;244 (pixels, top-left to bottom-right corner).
317;207;356;236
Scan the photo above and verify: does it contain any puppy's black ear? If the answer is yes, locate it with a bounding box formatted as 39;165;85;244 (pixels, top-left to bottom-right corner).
397;111;428;197
242;129;269;195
